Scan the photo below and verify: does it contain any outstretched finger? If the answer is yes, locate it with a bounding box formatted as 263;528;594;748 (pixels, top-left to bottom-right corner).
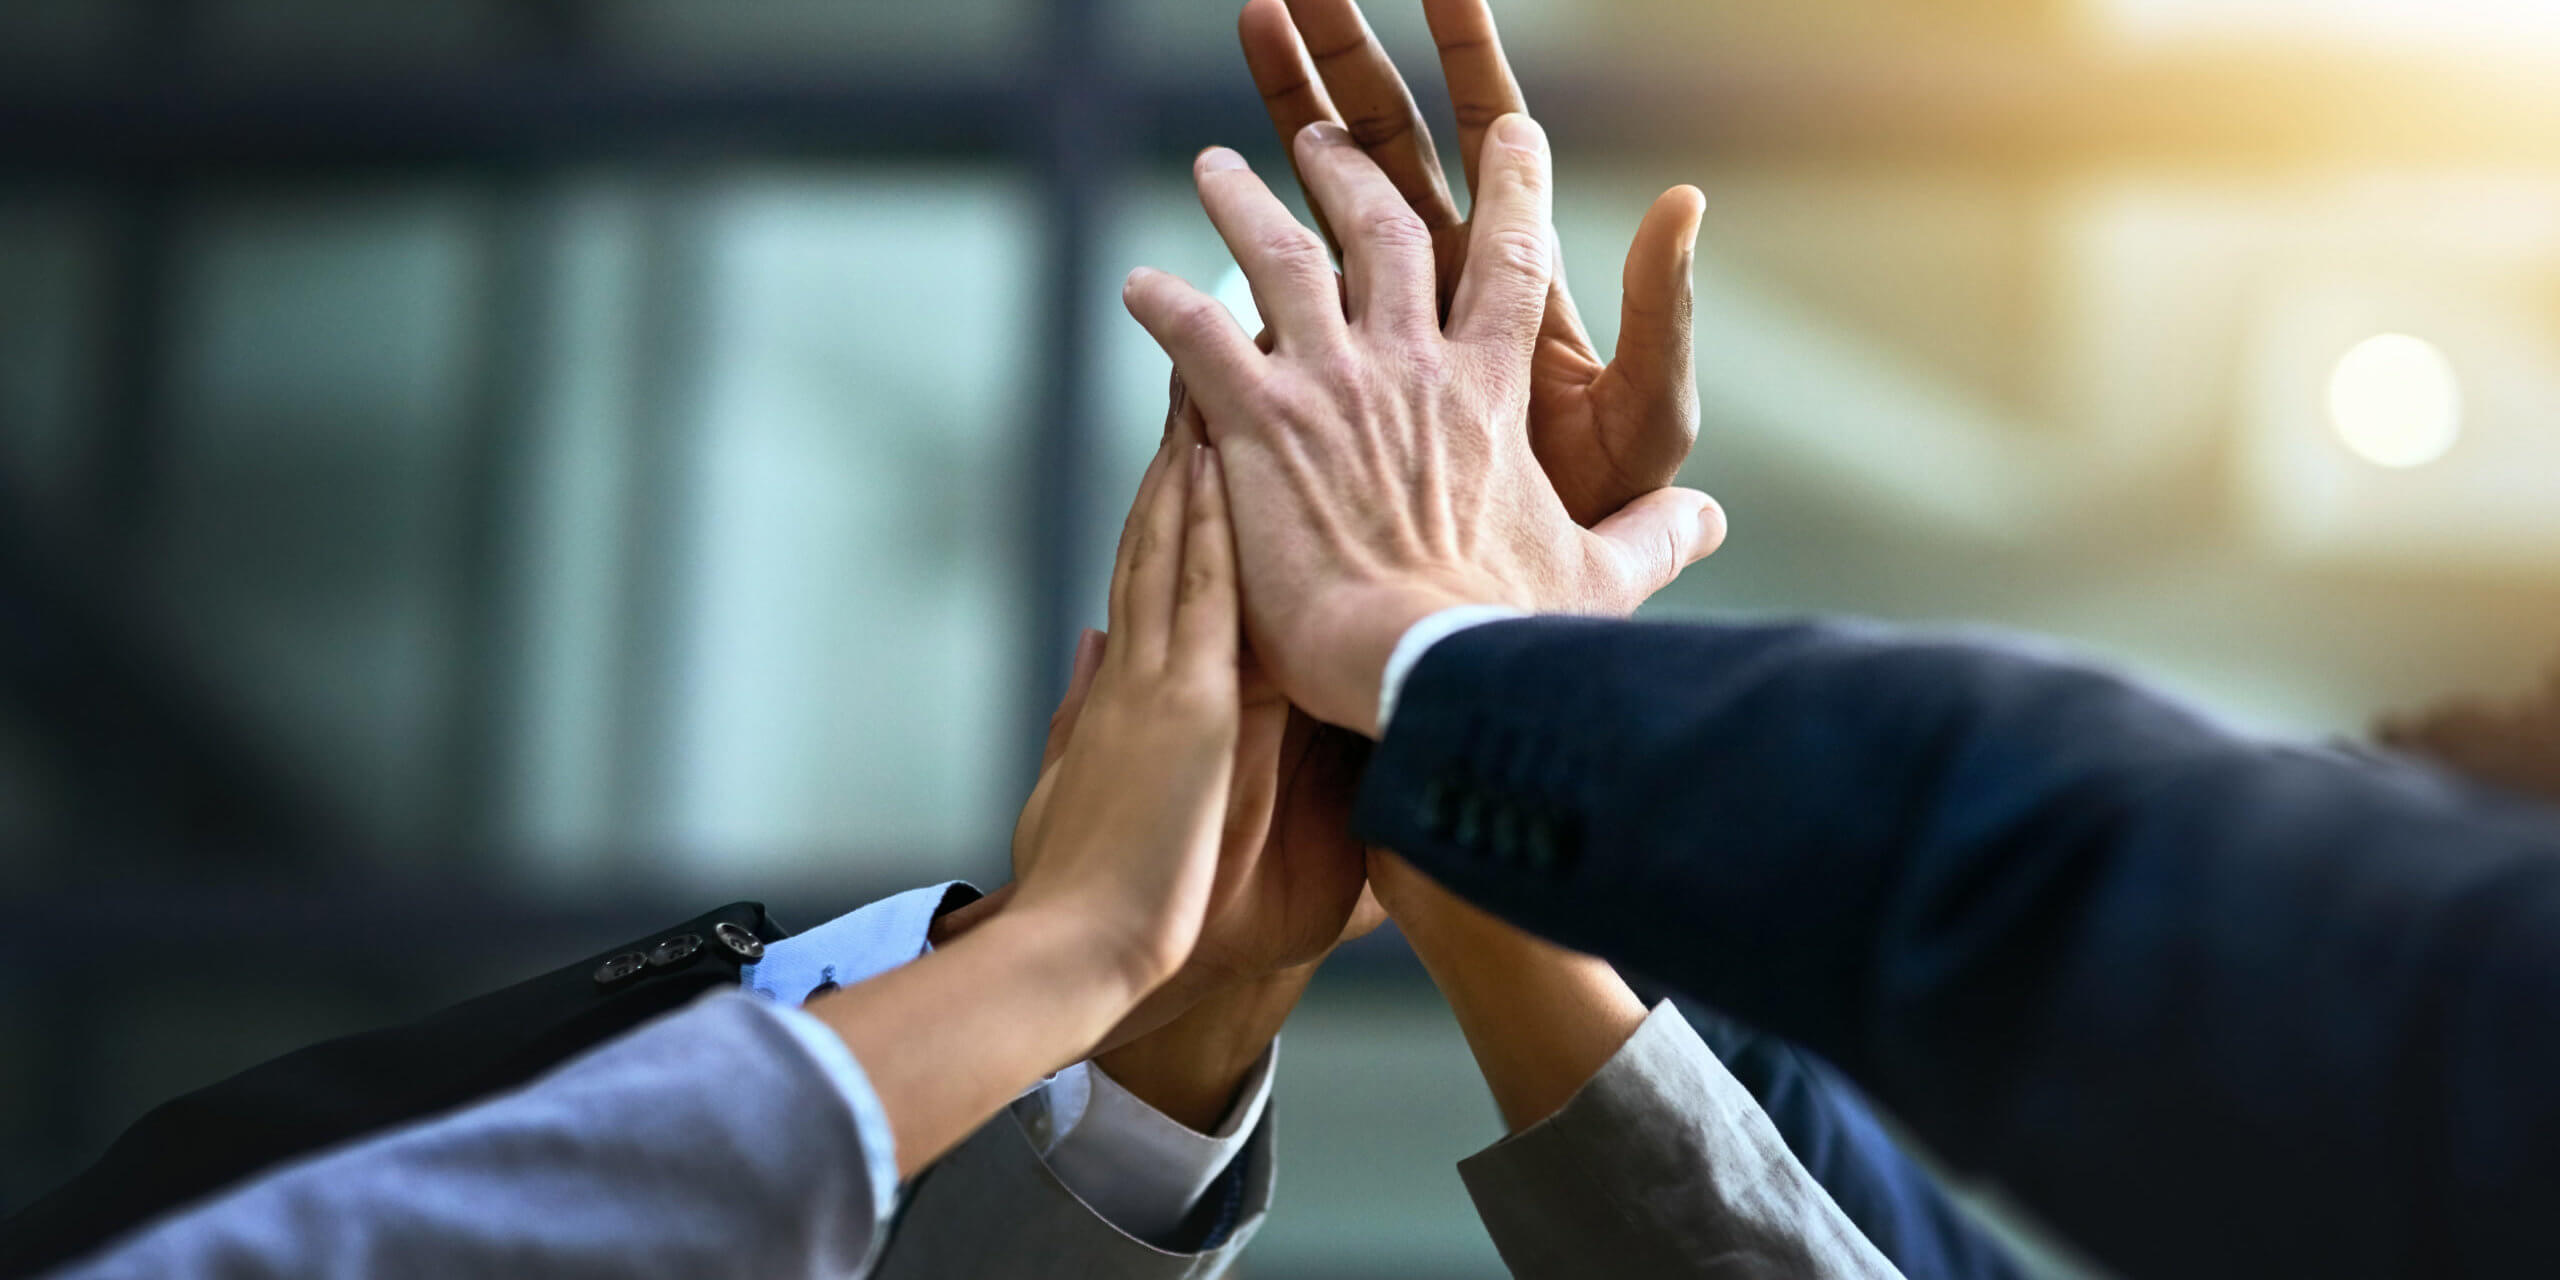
1282;0;1463;239
1421;0;1527;207
1240;0;1346;254
1294;122;1437;332
1105;438;1179;649
1120;429;1195;672
1171;447;1240;678
1123;267;1265;427
1191;148;1348;349
1445;113;1555;359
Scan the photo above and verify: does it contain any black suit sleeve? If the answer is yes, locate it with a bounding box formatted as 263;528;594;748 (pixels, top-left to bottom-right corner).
1353;617;2560;1280
0;902;785;1279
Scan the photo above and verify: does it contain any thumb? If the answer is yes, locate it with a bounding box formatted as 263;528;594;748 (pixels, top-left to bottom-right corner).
1603;185;1705;487
1590;488;1726;605
1042;629;1108;769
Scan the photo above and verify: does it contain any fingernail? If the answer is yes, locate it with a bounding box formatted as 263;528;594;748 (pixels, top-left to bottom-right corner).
1496;114;1544;152
1198;147;1249;173
1301;120;1352;148
1191;443;1210;482
1693;497;1727;554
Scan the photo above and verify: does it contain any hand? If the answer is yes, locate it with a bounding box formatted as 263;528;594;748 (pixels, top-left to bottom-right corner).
1241;0;1707;527
813;438;1252;1175
1015;388;1382;1044
1122;118;1724;736
1006;428;1248;995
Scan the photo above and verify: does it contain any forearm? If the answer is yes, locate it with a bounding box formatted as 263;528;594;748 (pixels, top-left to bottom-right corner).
64;994;889;1280
809;909;1151;1179
1361;616;2560;1278
1096;965;1311;1132
1389;867;1648;1133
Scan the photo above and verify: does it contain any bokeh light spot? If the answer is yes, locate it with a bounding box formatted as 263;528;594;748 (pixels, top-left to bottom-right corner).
1215;265;1262;334
2328;334;2463;469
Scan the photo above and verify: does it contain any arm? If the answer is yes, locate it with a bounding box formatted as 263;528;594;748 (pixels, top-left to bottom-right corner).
52;993;894;1280
1386;871;1649;1132
1686;1011;2032;1280
48;919;1182;1280
1121;24;2558;1271
1354;615;2560;1280
871;977;1293;1279
60;430;1258;1280
0;903;785;1278
1380;859;1903;1280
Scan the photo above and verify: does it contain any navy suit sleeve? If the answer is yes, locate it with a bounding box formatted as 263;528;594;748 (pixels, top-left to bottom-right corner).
1686;1007;2028;1280
1352;617;2560;1280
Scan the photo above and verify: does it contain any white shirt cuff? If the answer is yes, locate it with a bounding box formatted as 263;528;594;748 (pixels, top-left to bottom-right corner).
1377;604;1528;733
1019;1041;1279;1241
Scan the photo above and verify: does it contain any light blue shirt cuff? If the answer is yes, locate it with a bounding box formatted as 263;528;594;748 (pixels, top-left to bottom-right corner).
741;880;971;1008
740;879;1263;1241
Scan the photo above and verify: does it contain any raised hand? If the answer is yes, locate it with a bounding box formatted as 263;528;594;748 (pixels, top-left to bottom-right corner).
1124;118;1723;735
818;423;1253;1177
1002;424;1250;993
1013;385;1381;1053
1240;0;1707;530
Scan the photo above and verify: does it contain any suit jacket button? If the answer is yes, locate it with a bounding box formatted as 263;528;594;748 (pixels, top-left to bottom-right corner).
1453;791;1488;850
1524;818;1558;871
714;921;766;962
593;951;647;986
1489;805;1523;863
649;934;704;968
1417;777;1456;838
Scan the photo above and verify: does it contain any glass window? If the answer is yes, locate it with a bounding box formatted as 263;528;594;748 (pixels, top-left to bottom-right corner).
643;169;1039;888
201;0;512;65
593;0;1031;74
158;185;483;851
0;194;105;525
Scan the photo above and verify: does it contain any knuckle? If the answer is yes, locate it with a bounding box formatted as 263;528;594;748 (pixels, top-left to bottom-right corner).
1176;670;1241;720
1177;562;1222;605
1127;527;1163;571
1482;227;1551;279
1400;339;1452;385
1343;108;1417;150
1355;202;1432;253
1314;347;1369;395
1260;228;1332;276
1170;297;1231;347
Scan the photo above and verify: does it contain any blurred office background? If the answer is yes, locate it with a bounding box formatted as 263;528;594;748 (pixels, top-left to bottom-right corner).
5;0;2560;1275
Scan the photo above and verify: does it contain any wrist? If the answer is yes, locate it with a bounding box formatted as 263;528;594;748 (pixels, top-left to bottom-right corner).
1296;575;1510;737
1095;965;1310;1132
986;903;1169;1046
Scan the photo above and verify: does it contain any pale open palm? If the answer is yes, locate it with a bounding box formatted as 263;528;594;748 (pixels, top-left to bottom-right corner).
1240;0;1706;527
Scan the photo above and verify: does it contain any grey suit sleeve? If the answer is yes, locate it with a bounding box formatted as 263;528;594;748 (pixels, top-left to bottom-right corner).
54;991;889;1280
872;1102;1275;1280
1457;1003;1905;1280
